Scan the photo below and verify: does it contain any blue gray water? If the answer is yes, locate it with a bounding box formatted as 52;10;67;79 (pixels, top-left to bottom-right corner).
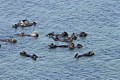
0;0;120;80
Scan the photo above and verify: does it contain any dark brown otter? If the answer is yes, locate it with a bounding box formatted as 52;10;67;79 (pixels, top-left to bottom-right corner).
12;19;36;28
0;38;17;43
20;51;38;61
74;51;95;58
79;32;87;37
15;32;39;37
48;43;69;48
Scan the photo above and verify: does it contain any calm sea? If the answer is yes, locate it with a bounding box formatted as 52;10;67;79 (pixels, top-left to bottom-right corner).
0;0;120;80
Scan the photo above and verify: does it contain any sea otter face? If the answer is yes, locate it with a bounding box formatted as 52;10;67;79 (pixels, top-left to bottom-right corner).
69;43;75;49
20;51;27;56
80;32;87;37
77;44;83;48
62;32;68;37
89;51;95;55
31;32;39;37
11;38;17;43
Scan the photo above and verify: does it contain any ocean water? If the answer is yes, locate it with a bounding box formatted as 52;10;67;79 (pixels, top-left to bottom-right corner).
0;0;120;80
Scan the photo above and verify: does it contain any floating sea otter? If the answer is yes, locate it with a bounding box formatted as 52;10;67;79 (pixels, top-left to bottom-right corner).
12;19;36;28
69;43;83;49
74;51;95;58
51;35;74;43
46;32;68;37
71;33;77;40
48;43;69;48
0;38;17;43
77;32;87;37
20;51;38;61
15;32;39;37
48;43;83;49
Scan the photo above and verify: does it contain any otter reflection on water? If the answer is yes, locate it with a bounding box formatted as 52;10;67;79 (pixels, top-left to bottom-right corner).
74;51;95;58
20;51;38;61
0;38;17;43
15;32;39;37
12;19;36;28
